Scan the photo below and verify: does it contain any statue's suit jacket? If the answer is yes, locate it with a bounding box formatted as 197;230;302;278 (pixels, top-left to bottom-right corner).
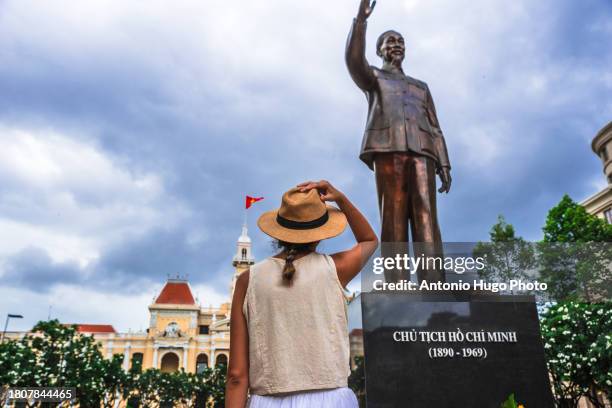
346;19;451;171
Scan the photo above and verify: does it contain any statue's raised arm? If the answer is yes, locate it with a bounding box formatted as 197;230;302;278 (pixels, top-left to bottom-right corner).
345;0;377;91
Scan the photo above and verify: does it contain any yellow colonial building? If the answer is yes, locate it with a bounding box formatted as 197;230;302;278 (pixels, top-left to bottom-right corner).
63;224;254;374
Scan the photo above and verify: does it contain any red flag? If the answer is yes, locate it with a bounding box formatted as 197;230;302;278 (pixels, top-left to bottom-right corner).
246;195;264;209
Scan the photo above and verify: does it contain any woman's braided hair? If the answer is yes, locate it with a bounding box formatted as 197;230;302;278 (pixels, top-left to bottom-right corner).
276;241;316;284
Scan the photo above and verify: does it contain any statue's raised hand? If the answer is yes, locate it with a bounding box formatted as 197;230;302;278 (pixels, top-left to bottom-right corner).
357;0;376;21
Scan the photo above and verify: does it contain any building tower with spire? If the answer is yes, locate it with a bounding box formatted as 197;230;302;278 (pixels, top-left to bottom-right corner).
230;224;255;297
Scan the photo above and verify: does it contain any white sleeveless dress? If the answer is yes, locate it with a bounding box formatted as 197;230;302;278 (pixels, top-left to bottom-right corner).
243;253;358;408
247;387;358;408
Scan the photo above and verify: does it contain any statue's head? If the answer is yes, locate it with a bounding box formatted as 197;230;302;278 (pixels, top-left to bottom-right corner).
376;30;405;64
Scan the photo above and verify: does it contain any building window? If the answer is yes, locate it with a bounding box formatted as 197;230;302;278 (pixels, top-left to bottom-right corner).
160;352;180;373
199;325;209;335
131;352;144;372
196;353;209;374
242;248;247;259
216;354;228;367
605;208;612;224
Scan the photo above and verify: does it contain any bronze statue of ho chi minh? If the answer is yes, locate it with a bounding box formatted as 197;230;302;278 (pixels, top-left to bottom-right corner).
346;0;452;283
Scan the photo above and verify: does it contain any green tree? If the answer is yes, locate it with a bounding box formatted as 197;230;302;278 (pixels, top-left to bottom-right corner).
130;368;162;407
540;302;611;408
540;195;612;301
538;196;611;406
191;368;215;408
0;320;130;407
0;337;38;387
543;195;612;242
126;367;217;408
207;365;227;407
0;320;229;407
29;320;119;407
157;370;183;407
490;215;517;241
473;215;536;290
99;354;129;408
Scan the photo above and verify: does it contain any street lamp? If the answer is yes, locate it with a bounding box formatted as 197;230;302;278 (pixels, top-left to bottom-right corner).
1;313;24;343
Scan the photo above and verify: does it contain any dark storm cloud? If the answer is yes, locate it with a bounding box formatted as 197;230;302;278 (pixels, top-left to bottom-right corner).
1;247;83;291
94;227;205;287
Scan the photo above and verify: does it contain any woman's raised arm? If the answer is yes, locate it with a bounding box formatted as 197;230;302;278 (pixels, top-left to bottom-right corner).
298;180;378;287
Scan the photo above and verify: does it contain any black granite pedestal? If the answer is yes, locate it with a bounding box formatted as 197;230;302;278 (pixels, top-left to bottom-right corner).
361;292;554;408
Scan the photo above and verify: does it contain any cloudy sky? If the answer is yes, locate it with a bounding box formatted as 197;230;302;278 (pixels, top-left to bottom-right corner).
1;0;610;332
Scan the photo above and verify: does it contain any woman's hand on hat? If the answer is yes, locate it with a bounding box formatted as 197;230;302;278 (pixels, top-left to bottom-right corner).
297;180;345;203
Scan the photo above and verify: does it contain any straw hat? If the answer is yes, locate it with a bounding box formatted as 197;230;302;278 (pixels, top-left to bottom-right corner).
257;187;347;243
